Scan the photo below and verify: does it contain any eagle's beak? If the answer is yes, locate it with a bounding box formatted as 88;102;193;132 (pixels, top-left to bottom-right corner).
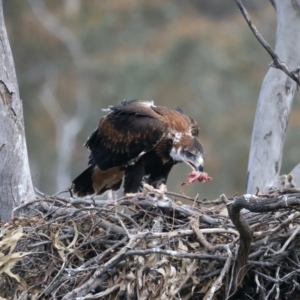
186;155;204;172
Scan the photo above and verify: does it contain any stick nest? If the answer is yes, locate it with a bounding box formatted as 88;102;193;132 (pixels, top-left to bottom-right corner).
1;184;300;300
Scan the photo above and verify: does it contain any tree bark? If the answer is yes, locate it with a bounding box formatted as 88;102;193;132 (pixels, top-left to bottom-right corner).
246;0;300;194
0;0;35;222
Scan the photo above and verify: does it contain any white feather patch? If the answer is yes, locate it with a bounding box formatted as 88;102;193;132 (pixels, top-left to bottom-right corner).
168;131;184;145
139;151;146;157
188;126;193;137
101;107;112;112
173;132;182;144
140;100;156;107
170;146;183;162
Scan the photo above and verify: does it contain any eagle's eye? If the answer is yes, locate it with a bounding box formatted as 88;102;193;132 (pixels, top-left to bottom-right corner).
184;150;195;158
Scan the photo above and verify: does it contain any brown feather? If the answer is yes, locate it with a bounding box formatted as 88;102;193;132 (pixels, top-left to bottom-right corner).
92;166;124;194
151;106;198;134
85;102;168;170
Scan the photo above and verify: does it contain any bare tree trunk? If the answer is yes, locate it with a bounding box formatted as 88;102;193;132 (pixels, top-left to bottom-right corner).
246;0;300;194
0;1;35;222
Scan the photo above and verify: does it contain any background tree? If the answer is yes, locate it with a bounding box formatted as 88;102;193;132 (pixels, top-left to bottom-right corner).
246;0;300;193
0;0;34;222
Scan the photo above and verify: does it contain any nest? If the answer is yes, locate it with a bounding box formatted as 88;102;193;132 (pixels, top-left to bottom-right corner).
1;184;300;300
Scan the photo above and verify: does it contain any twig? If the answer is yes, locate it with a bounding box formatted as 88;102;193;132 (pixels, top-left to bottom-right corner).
190;217;213;249
70;236;128;272
81;285;121;299
165;191;194;201
190;217;231;252
173;259;198;297
62;233;150;299
124;248;227;261
273;225;300;255
293;279;300;290
116;213;131;237
275;266;280;300
254;212;300;238
117;211;139;228
280;269;300;281
13;197;56;209
255;273;264;294
36;254;68;299
204;245;232;300
235;0;300;86
255;271;277;283
266;283;277;300
134;228;238;239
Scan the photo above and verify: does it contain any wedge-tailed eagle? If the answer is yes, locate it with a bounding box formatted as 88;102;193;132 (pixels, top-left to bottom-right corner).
72;100;206;196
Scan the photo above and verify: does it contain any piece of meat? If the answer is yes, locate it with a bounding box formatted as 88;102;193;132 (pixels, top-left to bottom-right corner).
181;171;212;186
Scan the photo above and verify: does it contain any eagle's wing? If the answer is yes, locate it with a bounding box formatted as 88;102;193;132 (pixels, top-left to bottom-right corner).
86;102;168;170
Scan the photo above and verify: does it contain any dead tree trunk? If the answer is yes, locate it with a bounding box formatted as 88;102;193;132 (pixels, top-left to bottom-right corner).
0;1;35;222
246;1;300;193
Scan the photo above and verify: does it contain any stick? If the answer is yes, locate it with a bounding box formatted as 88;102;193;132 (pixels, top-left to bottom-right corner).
172;259;198;297
204;245;232;300
235;0;300;86
273;225;300;255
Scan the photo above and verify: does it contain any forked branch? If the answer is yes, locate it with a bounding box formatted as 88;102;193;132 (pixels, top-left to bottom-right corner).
235;0;300;86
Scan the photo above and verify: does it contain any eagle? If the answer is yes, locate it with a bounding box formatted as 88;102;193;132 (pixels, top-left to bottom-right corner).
72;100;206;197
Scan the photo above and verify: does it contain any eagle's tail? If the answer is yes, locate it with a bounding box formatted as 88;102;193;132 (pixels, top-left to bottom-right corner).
72;164;96;197
72;164;124;197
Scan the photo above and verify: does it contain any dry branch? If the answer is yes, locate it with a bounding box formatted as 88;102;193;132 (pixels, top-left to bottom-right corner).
235;0;300;86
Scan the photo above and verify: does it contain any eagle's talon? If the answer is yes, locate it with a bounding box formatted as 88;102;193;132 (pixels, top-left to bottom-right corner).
125;192;143;198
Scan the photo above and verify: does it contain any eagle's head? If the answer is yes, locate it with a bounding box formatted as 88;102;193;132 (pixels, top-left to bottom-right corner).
169;133;204;172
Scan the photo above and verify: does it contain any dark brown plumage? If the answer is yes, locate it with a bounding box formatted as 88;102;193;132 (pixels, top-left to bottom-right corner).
72;100;205;196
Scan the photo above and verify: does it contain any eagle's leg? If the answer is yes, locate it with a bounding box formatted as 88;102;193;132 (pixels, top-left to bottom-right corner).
146;163;173;189
124;161;145;194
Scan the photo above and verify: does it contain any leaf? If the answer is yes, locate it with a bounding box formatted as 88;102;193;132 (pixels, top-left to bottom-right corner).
157;267;166;277
73;249;84;261
169;265;177;279
37;231;51;240
53;230;66;251
178;239;188;252
66;221;78;249
4;269;26;287
126;271;136;281
127;281;136;297
188;241;200;250
0;252;30;287
137;256;145;289
0;227;23;254
28;287;43;300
